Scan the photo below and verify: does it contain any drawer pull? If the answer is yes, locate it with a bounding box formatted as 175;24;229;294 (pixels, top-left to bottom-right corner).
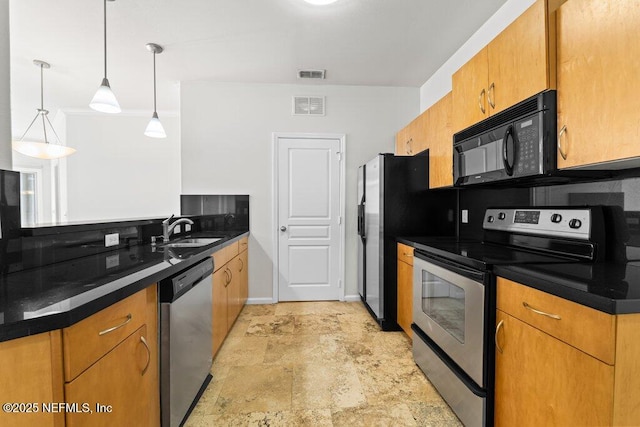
98;313;132;336
495;319;504;354
140;335;151;376
239;258;244;272
224;269;230;286
522;302;561;320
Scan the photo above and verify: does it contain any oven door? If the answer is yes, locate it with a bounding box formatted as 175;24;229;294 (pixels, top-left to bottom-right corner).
413;251;487;386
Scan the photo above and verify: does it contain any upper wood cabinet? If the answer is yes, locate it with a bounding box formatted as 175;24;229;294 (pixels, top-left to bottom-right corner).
556;0;640;169
395;111;427;156
452;0;554;133
426;92;454;188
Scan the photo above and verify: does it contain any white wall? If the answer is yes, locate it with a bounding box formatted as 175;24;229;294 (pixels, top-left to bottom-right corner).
64;112;181;222
419;0;536;111
181;81;418;301
0;0;11;169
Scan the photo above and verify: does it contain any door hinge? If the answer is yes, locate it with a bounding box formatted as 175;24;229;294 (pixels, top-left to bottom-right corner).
338;216;342;224
338;279;342;288
336;152;342;161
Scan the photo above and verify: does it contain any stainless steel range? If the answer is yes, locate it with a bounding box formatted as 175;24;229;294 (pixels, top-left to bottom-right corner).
411;207;606;426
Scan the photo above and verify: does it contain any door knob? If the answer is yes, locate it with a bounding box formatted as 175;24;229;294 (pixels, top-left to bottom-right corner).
280;226;287;231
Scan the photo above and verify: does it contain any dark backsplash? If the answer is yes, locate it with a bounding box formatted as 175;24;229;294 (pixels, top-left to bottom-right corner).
181;195;249;232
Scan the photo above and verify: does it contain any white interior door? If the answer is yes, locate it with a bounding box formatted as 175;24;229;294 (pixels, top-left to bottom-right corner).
277;136;342;301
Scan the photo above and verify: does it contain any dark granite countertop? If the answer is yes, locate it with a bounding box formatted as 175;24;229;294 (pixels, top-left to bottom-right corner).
493;262;640;315
398;236;640;315
0;231;249;342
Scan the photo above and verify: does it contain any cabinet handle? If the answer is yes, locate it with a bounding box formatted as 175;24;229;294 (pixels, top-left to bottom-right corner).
488;83;495;109
239;258;244;272
224;269;230;286
495;319;504;354
479;89;486;114
558;125;568;160
98;313;132;336
140;335;151;376
522;302;561;320
406;138;413;155
228;267;233;283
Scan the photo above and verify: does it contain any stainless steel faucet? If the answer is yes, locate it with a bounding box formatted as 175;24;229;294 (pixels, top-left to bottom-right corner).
162;214;194;243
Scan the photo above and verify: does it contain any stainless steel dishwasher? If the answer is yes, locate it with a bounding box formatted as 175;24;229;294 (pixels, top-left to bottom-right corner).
160;258;214;427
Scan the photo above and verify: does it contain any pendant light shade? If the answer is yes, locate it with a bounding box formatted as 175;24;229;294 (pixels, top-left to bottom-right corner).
12;60;76;160
89;77;120;113
144;43;166;139
90;0;120;113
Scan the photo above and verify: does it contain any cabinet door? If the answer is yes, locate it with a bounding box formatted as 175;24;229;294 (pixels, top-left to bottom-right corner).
396;258;413;339
494;310;614;427
65;326;154;427
452;47;489;133
212;266;228;356
395;126;409;156
0;332;64;427
427;92;454;188
226;261;241;330
238;250;248;307
488;0;551;115
556;0;640;168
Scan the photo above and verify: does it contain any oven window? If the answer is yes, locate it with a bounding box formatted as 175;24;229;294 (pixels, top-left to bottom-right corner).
421;270;465;343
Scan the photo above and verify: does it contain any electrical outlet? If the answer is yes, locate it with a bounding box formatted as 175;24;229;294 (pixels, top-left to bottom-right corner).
174;225;181;234
185;224;192;232
105;233;119;247
461;210;469;224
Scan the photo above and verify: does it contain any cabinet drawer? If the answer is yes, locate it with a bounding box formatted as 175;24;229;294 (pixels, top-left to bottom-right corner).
239;236;248;253
397;243;414;266
497;277;615;364
63;289;147;381
212;241;239;271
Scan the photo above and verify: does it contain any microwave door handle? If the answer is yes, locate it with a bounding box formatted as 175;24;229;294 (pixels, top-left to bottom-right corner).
502;125;515;176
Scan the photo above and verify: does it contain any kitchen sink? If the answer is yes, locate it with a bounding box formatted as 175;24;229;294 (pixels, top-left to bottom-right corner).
161;238;221;248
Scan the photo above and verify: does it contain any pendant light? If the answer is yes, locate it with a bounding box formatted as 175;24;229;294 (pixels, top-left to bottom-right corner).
12;60;76;160
144;43;166;138
89;0;121;113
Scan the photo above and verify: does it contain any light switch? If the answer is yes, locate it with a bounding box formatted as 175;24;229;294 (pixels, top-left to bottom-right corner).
461;210;469;224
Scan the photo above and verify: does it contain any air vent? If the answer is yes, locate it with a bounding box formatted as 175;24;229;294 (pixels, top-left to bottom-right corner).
298;69;326;79
293;96;325;116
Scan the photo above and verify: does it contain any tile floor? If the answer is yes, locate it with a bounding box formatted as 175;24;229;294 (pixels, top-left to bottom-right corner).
185;301;462;427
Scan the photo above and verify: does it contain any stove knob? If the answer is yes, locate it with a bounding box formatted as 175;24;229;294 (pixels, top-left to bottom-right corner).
551;213;562;223
498;212;506;220
569;218;582;229
487;216;495;223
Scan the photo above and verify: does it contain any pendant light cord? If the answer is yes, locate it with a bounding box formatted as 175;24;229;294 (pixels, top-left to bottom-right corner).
104;0;108;79
153;51;157;113
40;63;44;110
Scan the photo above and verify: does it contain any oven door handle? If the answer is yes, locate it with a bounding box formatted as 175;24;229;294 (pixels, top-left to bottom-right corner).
502;124;515;176
414;250;486;282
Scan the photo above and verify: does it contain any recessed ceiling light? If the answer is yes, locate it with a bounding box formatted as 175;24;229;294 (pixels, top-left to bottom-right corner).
304;0;339;5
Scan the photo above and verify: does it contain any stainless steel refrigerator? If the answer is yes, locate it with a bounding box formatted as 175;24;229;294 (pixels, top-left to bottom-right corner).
357;153;456;330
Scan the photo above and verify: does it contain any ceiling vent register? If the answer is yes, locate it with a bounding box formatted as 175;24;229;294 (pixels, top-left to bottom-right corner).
293;96;325;116
298;69;326;79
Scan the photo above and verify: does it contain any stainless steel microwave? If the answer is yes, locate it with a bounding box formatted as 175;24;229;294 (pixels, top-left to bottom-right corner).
453;90;557;186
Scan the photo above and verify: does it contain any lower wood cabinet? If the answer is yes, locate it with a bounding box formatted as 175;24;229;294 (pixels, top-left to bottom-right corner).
396;243;414;339
0;331;65;427
495;277;640;426
212;236;249;357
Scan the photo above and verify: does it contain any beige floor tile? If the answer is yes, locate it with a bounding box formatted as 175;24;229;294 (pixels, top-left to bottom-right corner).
407;401;463;426
212;365;294;415
226;316;251;339
292;361;366;410
331;402;418;427
245;315;295;336
190;365;231;416
354;357;442;406
263;334;351;365
239;304;278;318
340;331;413;362
293;314;342;335
213;336;269;366
275;301;363;316
196;409;334;427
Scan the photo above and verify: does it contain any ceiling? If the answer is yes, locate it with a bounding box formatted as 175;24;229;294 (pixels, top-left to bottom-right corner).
9;0;508;135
